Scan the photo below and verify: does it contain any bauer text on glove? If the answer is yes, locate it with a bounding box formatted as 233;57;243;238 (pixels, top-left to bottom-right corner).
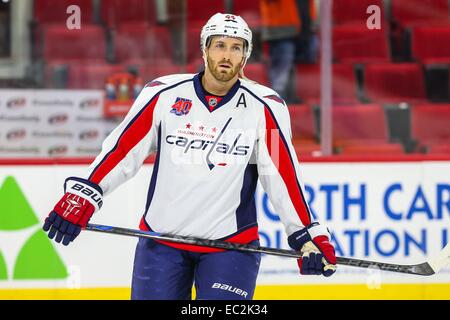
42;177;103;246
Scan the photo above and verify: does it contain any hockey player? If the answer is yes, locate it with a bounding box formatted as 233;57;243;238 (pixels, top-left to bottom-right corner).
43;13;336;300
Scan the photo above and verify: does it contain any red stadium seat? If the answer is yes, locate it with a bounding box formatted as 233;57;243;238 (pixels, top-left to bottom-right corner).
412;104;450;153
289;104;317;141
67;63;125;89
101;0;156;28
364;63;426;103
187;0;225;29
332;104;404;154
333;25;390;63
43;25;106;63
339;143;405;154
333;105;387;140
232;0;261;29
391;0;449;27
138;64;184;83
295;64;359;104
412;26;450;64
187;25;202;63
293;139;322;157
114;24;172;64
428;143;450;154
333;0;385;26
34;0;94;24
243;63;269;86
186;59;205;74
290;104;321;157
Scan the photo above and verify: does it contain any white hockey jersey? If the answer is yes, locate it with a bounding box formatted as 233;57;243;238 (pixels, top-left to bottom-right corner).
83;72;314;252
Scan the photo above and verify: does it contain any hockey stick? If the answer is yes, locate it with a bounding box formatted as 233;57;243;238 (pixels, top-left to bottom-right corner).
85;223;450;276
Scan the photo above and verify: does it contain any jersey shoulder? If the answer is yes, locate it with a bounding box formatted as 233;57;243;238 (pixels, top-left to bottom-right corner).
145;73;195;89
131;74;195;110
240;78;287;107
138;73;195;101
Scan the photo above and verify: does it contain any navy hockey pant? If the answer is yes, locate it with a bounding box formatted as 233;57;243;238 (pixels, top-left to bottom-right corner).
131;237;261;300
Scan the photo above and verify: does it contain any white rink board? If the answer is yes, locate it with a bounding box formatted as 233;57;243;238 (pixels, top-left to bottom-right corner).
256;161;450;285
0;161;449;289
0;89;115;158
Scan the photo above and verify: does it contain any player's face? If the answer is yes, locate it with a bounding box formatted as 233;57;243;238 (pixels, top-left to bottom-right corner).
205;36;245;82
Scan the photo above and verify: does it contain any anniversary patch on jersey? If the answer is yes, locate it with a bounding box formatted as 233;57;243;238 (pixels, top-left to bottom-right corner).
171;97;193;116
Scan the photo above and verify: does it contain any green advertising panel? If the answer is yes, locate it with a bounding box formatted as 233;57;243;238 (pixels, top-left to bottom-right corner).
0;176;68;280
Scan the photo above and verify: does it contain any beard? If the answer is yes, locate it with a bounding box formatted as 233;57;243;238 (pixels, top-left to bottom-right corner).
206;56;242;82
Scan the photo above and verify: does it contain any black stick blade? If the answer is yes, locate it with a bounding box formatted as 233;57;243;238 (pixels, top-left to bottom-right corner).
337;257;435;276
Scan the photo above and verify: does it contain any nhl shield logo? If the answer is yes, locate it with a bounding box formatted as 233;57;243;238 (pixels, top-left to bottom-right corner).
208;97;218;107
171;97;192;116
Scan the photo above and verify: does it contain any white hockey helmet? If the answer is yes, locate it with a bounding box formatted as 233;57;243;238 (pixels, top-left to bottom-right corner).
200;13;253;62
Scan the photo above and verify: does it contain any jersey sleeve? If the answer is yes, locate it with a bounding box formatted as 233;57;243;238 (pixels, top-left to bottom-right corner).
255;97;314;237
82;85;162;195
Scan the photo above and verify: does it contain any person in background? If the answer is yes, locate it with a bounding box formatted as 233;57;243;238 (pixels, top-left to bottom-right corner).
0;0;11;58
260;0;300;102
295;0;318;64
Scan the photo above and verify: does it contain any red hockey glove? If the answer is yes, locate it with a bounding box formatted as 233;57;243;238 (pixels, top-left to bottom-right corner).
288;222;337;277
43;177;103;246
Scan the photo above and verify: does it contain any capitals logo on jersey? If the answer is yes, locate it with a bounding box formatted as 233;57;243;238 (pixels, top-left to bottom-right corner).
166;118;250;170
171;97;192;116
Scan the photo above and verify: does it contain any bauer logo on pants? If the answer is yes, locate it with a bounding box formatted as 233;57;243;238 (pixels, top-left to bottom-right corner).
211;282;248;298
